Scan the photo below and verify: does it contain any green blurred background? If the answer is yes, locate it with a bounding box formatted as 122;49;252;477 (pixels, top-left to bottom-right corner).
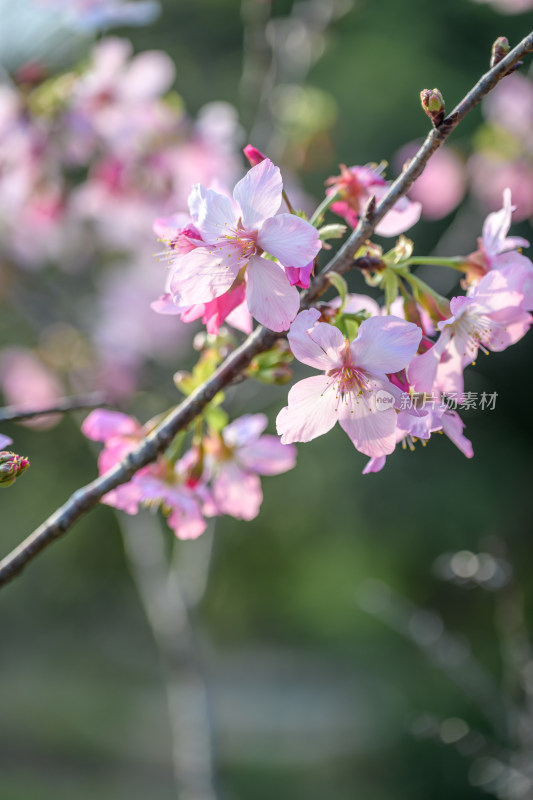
2;0;533;798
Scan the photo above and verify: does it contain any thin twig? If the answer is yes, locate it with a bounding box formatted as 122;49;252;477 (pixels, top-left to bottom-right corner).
1;30;532;589
0;393;111;424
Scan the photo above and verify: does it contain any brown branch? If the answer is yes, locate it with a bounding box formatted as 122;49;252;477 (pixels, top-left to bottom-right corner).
1;30;532;589
0;393;110;424
303;29;533;305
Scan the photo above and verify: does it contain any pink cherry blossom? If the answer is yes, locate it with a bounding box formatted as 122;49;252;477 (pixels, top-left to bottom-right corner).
464;189;533;310
82;409;207;537
277;310;422;458
326;164;421;237
69;37;176;155
468;154;533;222
362;406;473;475
0;348;64;430
167;159;321;332
394;143;466;220
82;409;147;513
441;275;532;363
483;74;533;142
205;413;297;520
152;214;252;334
409;270;532;395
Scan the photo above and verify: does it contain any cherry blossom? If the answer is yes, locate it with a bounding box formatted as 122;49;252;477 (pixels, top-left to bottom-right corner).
408;270;532;395
277;310;422;458
464;189;533;310
82;409;207;537
204;414;297;520
326;164;421;237
394;144;466;220
167;159;321;332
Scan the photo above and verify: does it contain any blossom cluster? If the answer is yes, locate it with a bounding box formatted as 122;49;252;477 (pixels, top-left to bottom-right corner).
154;153;531;490
0;35;242;419
275;185;531;473
82;408;296;538
79;148;519;535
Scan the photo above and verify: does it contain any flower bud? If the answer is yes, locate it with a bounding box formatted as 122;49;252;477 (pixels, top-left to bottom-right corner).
420;89;445;127
491;37;510;68
243;144;267;167
0;451;30;488
353;255;386;272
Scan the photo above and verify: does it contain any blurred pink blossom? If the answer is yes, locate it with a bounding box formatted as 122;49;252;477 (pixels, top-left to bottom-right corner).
468;154;533;220
0;348;63;429
394;143;466;220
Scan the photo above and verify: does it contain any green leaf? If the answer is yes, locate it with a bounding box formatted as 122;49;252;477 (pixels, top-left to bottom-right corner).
205;404;229;433
327;272;348;307
383;271;399;313
319;224;347;241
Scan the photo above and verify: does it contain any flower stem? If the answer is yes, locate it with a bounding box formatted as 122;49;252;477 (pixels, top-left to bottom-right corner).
282;189;295;214
399;256;467;271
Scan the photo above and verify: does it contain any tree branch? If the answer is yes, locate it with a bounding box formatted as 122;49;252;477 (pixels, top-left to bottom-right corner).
0;393;110;424
1;30;532;589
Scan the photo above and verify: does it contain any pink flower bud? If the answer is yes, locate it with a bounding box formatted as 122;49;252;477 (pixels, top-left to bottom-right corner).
243;144;267;167
420;89;445;127
0;451;30;488
491;36;511;68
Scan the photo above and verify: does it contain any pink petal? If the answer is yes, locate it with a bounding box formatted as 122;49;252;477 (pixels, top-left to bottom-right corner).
191;187;237;245
338;388;398;458
0;433;13;448
151;293;182;315
233;159;282;229
153;212;190;240
101;483;142;515
344;294;381;317
434;345;465;395
407;333;450;393
169;246;242;306
163;487;207;540
350;316;422;374
200;283;248;334
474;269;524;312
82;409;140;442
223;413;268;447
213;463;263;520
245;254;300;331
238;435;297;475
276;375;338;444
225;301;253;334
307;322;346;367
121;51;175;101
496;254;533;310
285;262;313;288
98;438;140;475
482;188;529;259
362;456;387;474
374;193;422;237
257;213;321;268
488;312;532;350
441;411;474;459
288;309;339;370
168;506;207;540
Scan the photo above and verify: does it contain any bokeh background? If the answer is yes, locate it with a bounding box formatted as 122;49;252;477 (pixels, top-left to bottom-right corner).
1;0;533;798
